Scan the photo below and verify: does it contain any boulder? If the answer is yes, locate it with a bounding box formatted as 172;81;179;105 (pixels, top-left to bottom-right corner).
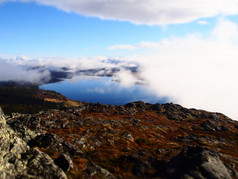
165;146;232;179
0;107;67;178
201;120;228;131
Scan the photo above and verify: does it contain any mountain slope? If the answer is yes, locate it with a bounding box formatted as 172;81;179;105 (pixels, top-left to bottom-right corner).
2;101;238;178
0;85;79;115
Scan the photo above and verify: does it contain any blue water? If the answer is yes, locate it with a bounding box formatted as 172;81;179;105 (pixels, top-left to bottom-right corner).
40;76;168;105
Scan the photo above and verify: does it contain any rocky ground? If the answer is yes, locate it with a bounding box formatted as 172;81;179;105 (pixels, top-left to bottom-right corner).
1;101;238;178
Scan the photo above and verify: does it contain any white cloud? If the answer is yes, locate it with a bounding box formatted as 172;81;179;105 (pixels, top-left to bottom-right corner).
121;19;238;120
198;20;209;25
114;69;138;87
108;45;137;50
0;60;50;84
86;88;105;94
1;0;238;25
5;56;117;70
0;55;139;85
108;41;160;50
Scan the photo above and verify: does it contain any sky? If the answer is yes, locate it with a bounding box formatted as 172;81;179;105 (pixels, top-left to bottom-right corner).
0;0;238;120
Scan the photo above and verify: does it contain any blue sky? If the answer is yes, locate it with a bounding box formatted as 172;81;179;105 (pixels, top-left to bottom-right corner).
0;0;238;120
0;1;218;58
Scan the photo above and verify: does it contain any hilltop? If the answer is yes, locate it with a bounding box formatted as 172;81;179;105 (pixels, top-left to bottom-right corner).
0;83;80;114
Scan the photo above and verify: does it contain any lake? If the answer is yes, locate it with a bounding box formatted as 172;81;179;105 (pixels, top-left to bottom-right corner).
40;76;168;105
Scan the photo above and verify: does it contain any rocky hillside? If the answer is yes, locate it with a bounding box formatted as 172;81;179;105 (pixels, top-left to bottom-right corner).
0;107;67;178
1;101;238;178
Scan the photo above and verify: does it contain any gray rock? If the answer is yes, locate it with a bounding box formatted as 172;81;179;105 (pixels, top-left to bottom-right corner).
200;155;231;179
121;131;134;141
0;107;67;178
201;120;226;131
85;161;115;179
165;146;232;179
24;148;67;178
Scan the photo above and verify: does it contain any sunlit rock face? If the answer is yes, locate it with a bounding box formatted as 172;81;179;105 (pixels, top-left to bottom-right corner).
0;107;67;179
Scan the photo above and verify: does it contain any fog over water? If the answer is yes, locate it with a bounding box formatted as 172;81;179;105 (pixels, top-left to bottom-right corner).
40;76;168;105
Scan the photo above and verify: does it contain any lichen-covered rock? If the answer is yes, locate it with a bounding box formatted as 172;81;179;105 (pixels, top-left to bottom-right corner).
23;148;67;178
84;161;116;179
0;107;67;178
0;107;6;125
165;146;232;179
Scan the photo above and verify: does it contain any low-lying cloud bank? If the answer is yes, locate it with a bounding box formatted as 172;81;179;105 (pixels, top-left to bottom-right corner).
1;0;238;25
122;19;238;120
0;56;139;85
0;60;50;84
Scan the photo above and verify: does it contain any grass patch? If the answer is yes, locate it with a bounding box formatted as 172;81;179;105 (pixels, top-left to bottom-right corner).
100;157;119;169
135;137;154;146
85;150;98;156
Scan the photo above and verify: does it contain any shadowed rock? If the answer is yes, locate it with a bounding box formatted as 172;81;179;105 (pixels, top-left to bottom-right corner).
165;146;232;179
54;154;74;172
